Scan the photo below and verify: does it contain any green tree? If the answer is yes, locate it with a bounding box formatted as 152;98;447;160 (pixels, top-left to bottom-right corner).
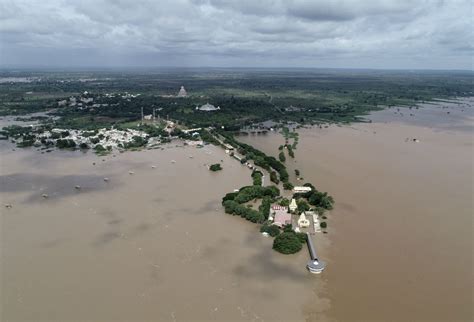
279;198;290;207
209;163;222;171
273;232;302;254
252;171;263;186
287;145;294;158
278;151;286;162
283;182;294;190
260;224;280;237
297;199;310;212
270;171;279;184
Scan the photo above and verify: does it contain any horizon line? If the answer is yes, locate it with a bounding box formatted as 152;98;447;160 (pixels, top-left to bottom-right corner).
0;65;473;73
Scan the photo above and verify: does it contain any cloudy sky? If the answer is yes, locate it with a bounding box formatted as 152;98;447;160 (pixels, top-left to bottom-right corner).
0;0;472;69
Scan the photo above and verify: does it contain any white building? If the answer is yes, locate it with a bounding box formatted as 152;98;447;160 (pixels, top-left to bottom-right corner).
289;198;297;212
293;186;312;193
298;212;310;228
196;103;220;111
177;86;187;97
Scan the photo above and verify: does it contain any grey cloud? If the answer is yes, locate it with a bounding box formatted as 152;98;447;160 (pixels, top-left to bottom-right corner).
0;0;472;69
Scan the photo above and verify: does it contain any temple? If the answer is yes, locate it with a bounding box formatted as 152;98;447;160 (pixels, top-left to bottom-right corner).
297;212;310;228
177;86;187;97
289;198;297;212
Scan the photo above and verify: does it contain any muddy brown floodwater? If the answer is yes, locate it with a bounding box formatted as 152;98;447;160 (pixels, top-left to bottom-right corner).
239;98;473;322
1;142;328;321
1;97;472;322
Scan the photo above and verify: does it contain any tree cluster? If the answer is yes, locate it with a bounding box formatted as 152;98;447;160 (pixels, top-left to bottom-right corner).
223;200;265;223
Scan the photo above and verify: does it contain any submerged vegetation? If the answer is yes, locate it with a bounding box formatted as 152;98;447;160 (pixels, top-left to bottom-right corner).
209;163;222;171
222;185;280;224
273;232;304;254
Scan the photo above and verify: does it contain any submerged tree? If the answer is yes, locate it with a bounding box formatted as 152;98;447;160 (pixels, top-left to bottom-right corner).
209;163;222;171
273;232;302;254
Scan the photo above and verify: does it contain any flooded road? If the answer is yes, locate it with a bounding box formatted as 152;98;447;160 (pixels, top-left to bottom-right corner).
239;98;473;321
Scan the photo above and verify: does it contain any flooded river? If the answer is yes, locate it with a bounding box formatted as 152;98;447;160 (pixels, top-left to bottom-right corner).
1;142;325;321
239;98;473;322
1;98;472;321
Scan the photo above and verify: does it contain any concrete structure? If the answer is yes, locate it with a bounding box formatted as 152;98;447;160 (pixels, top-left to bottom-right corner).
177;86;188;97
223;143;234;151
289;198;297;212
293;186;312;193
182;128;202;133
196;103;220;111
298;212;310;228
306;232;326;274
312;214;321;233
271;205;290;227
